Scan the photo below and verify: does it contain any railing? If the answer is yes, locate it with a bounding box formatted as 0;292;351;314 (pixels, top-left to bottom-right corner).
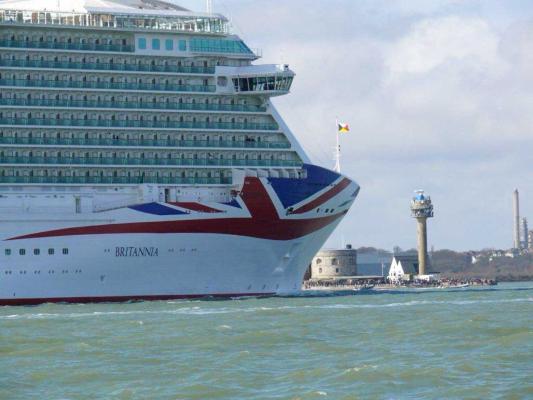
0;176;233;185
0;98;267;113
0;118;279;131
0;10;229;35
0;136;291;149
0;78;216;93
0;156;303;168
0;58;215;74
0;39;134;52
189;38;255;56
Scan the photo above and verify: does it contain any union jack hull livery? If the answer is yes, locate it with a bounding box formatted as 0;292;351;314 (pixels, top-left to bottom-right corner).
1;164;358;305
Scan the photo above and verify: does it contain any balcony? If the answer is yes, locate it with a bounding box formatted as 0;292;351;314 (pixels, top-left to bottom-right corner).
0;58;215;74
0;117;279;131
0;156;303;168
0;176;233;185
0;98;266;113
0;136;291;149
0;156;302;168
0;39;133;52
0;78;216;93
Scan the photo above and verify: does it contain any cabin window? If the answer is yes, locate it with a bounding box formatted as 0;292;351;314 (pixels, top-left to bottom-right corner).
138;38;147;49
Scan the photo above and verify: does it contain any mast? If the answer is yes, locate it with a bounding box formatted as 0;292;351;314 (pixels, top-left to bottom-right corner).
334;119;341;173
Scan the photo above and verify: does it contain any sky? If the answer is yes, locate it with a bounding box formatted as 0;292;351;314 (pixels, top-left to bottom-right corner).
182;0;533;252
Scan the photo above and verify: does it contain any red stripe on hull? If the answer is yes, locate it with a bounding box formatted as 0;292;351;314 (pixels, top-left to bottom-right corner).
240;177;280;220
8;212;347;241
292;178;352;214
7;177;351;241
0;293;276;306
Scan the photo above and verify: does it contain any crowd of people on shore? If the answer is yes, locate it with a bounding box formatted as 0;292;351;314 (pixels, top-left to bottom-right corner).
302;277;497;290
302;278;381;290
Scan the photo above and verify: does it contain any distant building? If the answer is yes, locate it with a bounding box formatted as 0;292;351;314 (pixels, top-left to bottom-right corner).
529;230;533;250
310;245;357;279
356;248;393;276
522;218;529;249
388;255;419;282
469;252;480;264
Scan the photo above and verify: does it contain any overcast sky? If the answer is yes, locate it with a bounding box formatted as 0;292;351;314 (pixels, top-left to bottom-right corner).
183;0;532;251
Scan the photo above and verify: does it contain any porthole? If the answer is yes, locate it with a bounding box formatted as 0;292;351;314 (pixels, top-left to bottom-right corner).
34;249;40;255
5;249;11;256
48;248;54;255
62;248;69;255
19;249;26;255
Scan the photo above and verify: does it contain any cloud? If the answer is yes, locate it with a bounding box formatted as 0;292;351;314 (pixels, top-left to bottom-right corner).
385;16;506;78
199;1;533;250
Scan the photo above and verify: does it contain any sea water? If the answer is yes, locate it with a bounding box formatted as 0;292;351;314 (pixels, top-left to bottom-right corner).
1;282;532;399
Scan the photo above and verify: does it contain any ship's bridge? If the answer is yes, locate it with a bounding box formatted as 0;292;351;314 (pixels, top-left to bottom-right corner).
216;64;295;96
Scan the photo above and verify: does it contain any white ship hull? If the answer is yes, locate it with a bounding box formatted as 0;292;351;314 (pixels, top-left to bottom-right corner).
0;226;340;303
0;165;359;304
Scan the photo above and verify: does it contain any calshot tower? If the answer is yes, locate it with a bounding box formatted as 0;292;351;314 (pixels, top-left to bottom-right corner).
411;191;434;276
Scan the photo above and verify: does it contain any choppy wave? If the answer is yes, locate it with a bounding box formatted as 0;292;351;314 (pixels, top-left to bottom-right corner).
1;297;531;320
2;283;532;400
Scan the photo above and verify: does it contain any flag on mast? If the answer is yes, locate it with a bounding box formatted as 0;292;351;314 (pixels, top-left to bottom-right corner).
334;119;349;173
337;122;350;133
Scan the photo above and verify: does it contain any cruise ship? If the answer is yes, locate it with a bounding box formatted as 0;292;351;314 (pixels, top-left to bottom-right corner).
0;0;360;305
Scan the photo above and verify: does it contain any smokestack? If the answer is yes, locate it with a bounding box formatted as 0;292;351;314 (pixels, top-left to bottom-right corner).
513;189;520;249
522;218;528;249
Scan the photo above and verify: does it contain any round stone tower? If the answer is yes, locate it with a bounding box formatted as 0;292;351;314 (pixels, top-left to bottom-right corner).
311;245;357;279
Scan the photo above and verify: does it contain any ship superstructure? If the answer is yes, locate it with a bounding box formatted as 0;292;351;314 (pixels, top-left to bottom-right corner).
0;0;360;305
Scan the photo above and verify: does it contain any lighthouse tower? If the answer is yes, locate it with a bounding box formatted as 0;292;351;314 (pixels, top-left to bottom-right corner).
411;191;434;276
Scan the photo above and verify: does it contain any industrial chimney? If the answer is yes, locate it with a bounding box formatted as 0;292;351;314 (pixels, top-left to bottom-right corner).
522;218;528;250
513;189;520;249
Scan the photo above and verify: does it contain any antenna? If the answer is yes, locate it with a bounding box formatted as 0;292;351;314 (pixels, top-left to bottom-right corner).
206;0;213;13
